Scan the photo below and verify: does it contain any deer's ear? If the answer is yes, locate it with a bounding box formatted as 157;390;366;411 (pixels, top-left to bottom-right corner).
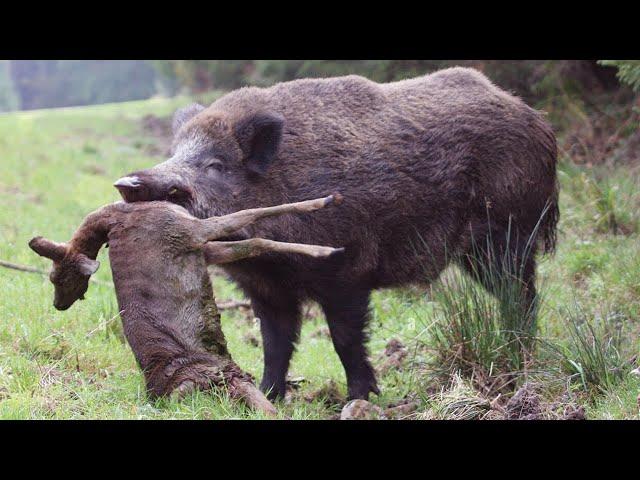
29;237;68;262
76;254;100;276
234;112;284;177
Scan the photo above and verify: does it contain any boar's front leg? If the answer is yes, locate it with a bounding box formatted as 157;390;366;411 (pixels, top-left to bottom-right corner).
249;292;302;401
319;287;380;400
255;301;301;401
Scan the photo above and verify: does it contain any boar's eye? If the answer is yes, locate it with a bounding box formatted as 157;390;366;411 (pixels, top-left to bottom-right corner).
205;159;224;173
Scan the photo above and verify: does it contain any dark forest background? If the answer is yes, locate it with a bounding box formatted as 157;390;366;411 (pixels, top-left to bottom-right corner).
1;60;638;112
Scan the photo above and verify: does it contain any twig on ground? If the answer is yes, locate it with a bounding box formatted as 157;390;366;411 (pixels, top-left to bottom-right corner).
2;259;252;310
0;259;112;286
217;300;251;310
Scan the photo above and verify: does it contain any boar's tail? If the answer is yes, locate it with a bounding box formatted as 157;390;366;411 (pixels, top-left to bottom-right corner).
537;118;559;256
540;185;559;255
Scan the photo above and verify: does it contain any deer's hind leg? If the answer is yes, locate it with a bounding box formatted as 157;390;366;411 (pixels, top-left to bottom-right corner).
203;238;343;265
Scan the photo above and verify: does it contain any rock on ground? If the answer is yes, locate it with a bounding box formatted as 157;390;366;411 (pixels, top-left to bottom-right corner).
340;399;387;420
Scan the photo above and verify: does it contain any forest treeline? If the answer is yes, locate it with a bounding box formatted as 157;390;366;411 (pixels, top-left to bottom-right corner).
0;60;638;112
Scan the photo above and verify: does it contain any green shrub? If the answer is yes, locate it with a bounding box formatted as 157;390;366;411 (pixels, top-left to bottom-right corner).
599;60;640;92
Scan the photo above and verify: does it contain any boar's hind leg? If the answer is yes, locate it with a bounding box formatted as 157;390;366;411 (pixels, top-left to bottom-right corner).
251;294;302;401
458;230;539;324
319;288;379;400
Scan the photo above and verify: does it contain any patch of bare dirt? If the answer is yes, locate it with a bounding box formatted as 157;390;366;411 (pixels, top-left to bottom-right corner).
505;383;542;419
503;383;586;420
0;184;43;204
300;379;346;410
82;164;108;177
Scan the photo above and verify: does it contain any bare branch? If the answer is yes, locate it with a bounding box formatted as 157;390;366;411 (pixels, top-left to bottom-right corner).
228;377;277;417
217;300;251;310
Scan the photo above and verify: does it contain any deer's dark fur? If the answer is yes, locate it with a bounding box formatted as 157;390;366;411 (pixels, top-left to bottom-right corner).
29;197;341;410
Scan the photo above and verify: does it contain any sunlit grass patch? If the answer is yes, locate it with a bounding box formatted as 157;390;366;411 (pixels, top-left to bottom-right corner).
542;306;633;396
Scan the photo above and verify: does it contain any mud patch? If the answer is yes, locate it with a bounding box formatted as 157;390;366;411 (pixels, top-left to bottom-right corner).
0;184;43;204
505;383;542;419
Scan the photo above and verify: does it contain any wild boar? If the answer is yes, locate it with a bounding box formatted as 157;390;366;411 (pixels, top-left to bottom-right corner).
114;67;559;400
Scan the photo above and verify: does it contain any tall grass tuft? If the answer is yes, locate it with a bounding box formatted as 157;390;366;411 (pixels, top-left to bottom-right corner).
426;265;539;394
411;209;556;394
543;307;629;395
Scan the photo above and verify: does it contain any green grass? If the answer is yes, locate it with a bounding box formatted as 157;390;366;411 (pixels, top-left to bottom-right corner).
1;96;639;419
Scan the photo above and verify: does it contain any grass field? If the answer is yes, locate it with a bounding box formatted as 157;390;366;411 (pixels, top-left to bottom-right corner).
1;95;638;419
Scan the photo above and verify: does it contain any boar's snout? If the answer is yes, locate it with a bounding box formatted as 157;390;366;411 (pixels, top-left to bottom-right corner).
114;175;147;202
114;173;192;204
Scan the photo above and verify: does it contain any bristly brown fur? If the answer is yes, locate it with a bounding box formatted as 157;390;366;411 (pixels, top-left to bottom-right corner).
117;67;560;400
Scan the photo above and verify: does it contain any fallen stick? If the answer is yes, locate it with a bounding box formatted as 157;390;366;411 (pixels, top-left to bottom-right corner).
2;258;251;310
217;299;252;310
0;259;112;286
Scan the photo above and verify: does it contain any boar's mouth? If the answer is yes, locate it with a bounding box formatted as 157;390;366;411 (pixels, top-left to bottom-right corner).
113;174;246;240
114;175;193;207
114;176;150;202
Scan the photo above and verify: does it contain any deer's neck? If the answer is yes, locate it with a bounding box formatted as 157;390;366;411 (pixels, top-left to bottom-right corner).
69;206;115;259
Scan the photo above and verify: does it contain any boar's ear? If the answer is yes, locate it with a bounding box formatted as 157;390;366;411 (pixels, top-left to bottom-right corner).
234;112;284;177
172;103;205;135
29;237;68;262
76;253;100;276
